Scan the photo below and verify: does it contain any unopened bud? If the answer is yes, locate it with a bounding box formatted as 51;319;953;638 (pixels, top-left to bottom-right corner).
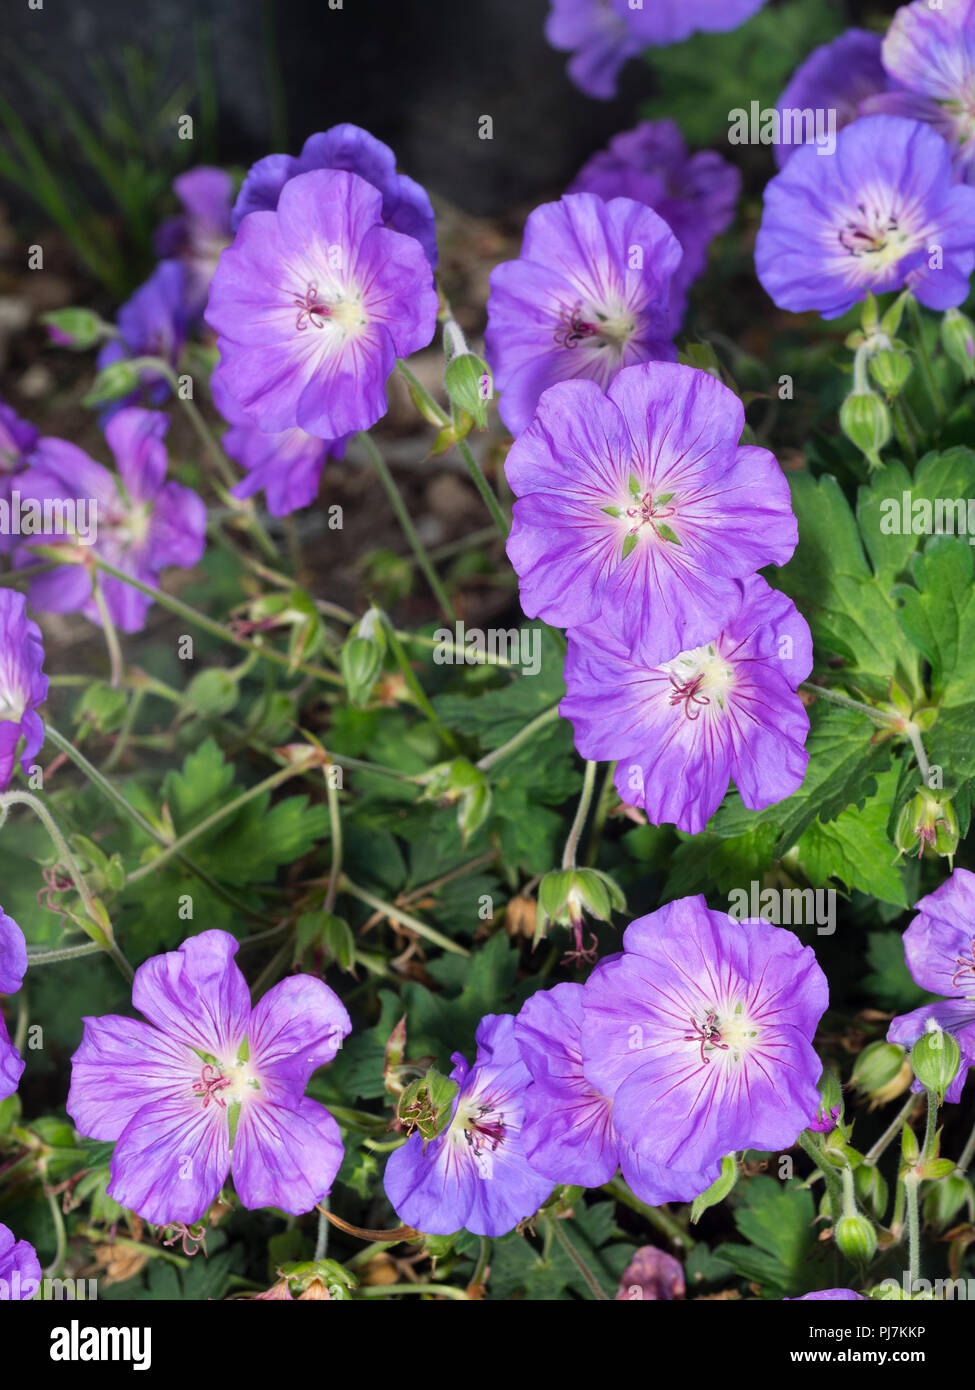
834;1213;878;1264
854;1164;889;1222
941;307;975;382
445;352;493;429
869;347;912;397
910;1025;961;1101
840;390;890;469
852;1041;908;1097
923;1173;972;1230
41;307;112;351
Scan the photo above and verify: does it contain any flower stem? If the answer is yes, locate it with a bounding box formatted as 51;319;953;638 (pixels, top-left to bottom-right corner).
562;760;598;870
864;1095;917;1166
906;296;946;424
87;555;343;687
477;703;562;772
604;1176;694;1252
45;722;273;924
456;436;510;537
798;1130;844;1219
339;877;469;957
922;1086;939;1162
904;1173;921;1289
546;1215;609;1301
323;772;343;915
90;575;125;689
356;1283;471;1300
356;431;455;620
125;760;314;884
957;1114;975;1175
799;682;899;728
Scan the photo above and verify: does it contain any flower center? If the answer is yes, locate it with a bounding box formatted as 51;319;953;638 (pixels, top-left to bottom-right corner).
951;938;975;995
837;202;913;264
553;300;635;353
293;281;366;335
450;1097;507;1162
662;643;735;722
684;1001;758;1066
192;1054;260;1111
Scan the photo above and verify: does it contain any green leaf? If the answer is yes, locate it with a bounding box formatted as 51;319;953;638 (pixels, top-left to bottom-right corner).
795;770;908;907
864;932;930;1013
895;536;975;707
714;1177;827;1298
775;472;921;701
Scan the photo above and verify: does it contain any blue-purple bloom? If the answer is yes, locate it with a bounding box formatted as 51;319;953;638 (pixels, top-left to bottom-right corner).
155;167;234;317
561;575;812;834
788;1289;865;1301
67;929;352;1224
581;898;829;1174
569;120;740;328
756;114;975;318
864;0;975;185
504;362;797;663
20;409;206;634
211;374;346;518
207;169;438;440
0;398;39;555
231;123;438;267
887;867;975;1103
774;30;889;167
545;0;767;100
96;260;188;416
383;1014;553;1237
0;1224;41;1300
485;194;681;437
0;590;48;793
0;908;27;1101
515;982;719;1203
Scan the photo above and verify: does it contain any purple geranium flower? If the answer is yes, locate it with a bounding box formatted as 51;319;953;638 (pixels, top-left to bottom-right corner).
96;260;188;417
0;398;39;556
19;409;206;634
0;1224;41;1301
231;124;438;267
0;907;27;1101
67;929;351;1225
756;114;975;319
788;1289;865;1301
545;1;767;99
545;1;647;100
515;982;718;1203
383;1013;553;1237
774;30;889;168
864;0;975;185
505;363;797;663
561;575;812;835
486;194;681;438
211;373;346;518
615;1245;685;1300
206;169;438;440
155;167;234;317
581;897;829;1173
887;868;975;1103
569;120;740;329
0;590;48;792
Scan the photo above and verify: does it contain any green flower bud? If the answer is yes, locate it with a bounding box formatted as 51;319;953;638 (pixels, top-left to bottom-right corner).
444;352;493;429
420;758;492;844
910;1025;961;1101
82;359;141;408
340;636;384;709
895;789;959;862
854;1163;889;1222
41;307;113;351
923;1173;972;1230
869;348;912;397
941;307;975;382
834;1213;878;1264
852;1041;909;1097
840;390;891;470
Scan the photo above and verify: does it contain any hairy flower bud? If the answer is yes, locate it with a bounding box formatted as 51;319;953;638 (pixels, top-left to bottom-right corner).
910;1026;961;1101
941;307;975;382
868;347;912;398
840;390;890;470
834;1213;878;1264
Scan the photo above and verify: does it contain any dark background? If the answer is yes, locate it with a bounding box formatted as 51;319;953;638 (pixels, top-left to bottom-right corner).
3;0;904;218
